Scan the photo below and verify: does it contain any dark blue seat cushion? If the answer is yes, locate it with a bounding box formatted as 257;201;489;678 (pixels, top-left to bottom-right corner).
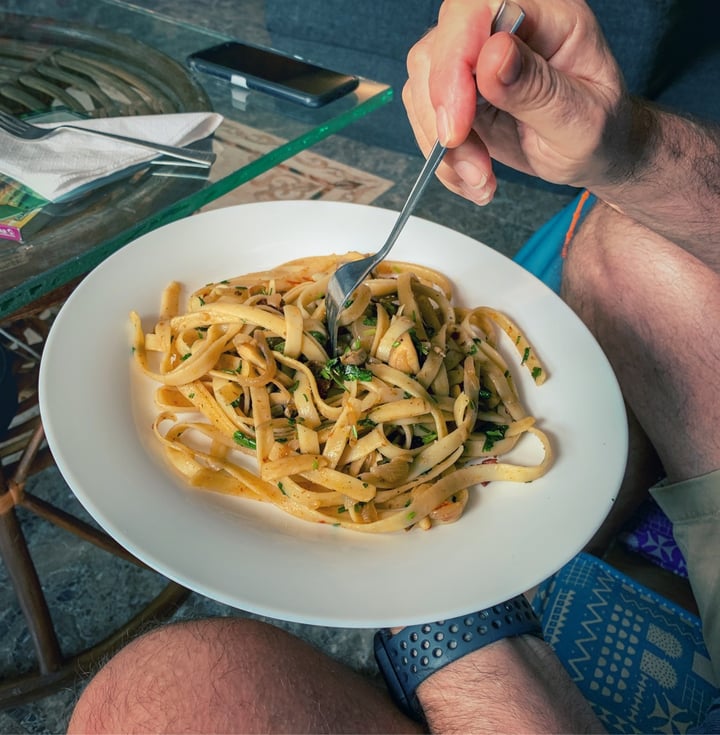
265;0;720;186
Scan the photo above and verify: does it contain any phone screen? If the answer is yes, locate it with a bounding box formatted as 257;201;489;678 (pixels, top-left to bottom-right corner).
188;42;359;107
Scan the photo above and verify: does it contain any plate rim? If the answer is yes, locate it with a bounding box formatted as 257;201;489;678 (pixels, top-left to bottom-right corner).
38;200;628;628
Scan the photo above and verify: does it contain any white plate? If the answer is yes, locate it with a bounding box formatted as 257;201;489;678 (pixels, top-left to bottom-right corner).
39;201;627;628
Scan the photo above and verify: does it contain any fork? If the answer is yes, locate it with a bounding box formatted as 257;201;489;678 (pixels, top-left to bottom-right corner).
325;0;525;355
0;110;216;167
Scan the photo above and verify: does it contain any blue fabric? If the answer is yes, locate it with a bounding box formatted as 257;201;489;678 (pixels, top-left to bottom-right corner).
266;0;687;100
265;0;442;61
691;698;720;734
620;497;689;578
533;553;719;734
652;0;720;121
512;192;596;293
264;0;720;163
657;46;720;123
586;0;687;97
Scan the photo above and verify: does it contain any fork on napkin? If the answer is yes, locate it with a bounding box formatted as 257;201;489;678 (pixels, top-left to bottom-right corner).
0;111;223;203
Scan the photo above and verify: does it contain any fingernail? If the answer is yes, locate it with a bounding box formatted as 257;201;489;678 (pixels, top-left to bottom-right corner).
497;40;522;86
462;184;493;206
436;106;450;146
455;160;488;189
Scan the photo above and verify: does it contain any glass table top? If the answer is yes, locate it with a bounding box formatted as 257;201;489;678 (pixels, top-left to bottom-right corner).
0;0;392;319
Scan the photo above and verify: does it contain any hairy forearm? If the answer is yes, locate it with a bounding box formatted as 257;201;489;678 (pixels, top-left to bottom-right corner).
592;100;720;269
416;635;604;734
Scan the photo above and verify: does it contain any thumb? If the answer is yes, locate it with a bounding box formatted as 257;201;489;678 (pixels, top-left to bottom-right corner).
477;34;596;151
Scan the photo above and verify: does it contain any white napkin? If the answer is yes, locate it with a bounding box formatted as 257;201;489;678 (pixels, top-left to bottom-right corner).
0;111;223;203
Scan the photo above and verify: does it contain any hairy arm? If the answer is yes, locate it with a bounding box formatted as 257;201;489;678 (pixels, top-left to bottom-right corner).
590;104;720;270
415;635;604;733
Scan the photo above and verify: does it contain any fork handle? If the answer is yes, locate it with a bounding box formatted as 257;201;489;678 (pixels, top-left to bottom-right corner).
374;140;446;263
57;124;216;167
373;0;524;265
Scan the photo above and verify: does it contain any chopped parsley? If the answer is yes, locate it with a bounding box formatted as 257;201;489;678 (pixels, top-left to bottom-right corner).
233;431;257;449
478;423;508;452
419;429;438;445
320;357;373;389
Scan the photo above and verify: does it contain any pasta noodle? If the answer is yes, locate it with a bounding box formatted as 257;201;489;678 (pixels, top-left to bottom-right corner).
130;254;552;533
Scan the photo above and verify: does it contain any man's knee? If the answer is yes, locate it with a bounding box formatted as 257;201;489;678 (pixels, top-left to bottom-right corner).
561;201;640;312
68;617;273;734
559;199;720;479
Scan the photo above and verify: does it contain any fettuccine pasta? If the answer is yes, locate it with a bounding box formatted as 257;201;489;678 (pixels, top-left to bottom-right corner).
130;254;552;533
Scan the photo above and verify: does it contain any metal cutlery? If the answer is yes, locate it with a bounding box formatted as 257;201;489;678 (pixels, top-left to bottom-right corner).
0;110;216;167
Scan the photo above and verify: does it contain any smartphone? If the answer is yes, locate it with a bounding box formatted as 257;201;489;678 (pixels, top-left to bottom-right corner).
187;41;360;108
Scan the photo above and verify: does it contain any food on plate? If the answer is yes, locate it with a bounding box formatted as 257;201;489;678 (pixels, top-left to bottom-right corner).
130;254;552;532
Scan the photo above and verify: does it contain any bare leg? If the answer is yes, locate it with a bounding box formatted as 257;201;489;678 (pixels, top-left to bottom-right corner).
561;200;720;540
67;618;422;735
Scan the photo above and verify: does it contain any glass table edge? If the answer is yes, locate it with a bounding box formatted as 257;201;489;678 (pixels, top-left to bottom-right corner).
0;85;394;320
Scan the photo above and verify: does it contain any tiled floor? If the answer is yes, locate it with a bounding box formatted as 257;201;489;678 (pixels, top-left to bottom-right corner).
0;1;584;733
